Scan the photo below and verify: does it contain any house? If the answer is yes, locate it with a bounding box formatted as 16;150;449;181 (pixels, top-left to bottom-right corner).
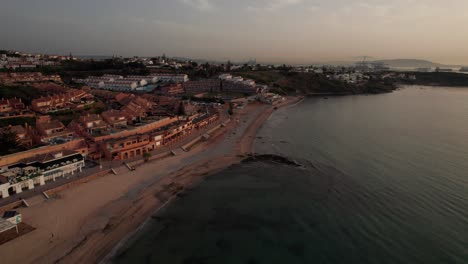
149;74;189;83
102;81;138;91
121;96;154;124
31;89;91;114
101;110;128;128
36;116;74;144
0;98;26;115
31;95;68;113
159;83;185;96
0;99;13;113
7;125;33;148
162;121;193;145
79;114;109;136
191;112;220;129
128;75;159;84
80;74;155;91
182;79;221;95
0;72;61;84
100;134;160;160
221;79;257;94
115;93;135;106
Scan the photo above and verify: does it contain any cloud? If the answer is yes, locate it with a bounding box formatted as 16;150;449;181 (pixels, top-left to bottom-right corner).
180;0;214;11
307;5;320;12
248;0;304;12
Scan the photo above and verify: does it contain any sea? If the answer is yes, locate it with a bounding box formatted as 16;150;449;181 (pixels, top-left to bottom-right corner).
114;86;468;264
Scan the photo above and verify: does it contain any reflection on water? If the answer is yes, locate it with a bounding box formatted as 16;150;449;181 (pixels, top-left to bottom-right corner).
115;86;468;264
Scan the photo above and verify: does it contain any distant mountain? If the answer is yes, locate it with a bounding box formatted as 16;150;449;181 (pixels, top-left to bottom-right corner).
371;59;458;68
310;61;356;66
311;59;449;68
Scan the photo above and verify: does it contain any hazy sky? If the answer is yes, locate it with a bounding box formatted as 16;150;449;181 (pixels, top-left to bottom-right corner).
1;0;468;64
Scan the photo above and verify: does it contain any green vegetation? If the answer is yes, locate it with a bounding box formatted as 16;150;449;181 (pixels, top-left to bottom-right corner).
402;72;468;87
59;59;149;82
0;65;63;74
0;117;35;128
0;85;43;104
0;127;22;155
49;110;81;126
49;101;106;126
177;102;185;115
143;152;152;162
228;102;234;115
236;71;394;95
183;62;224;79
61;59;145;72
362;79;396;94
234;71;285;85
0;59;151;82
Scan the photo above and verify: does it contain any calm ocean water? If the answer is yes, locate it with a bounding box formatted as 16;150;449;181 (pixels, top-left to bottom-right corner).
114;86;468;264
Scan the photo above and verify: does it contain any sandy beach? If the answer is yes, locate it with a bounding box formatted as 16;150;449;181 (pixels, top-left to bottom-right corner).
0;97;302;264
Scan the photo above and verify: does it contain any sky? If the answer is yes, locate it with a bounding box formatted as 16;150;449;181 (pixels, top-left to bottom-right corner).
1;0;468;65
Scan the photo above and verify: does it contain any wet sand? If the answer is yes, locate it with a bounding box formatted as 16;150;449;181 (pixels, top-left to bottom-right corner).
0;97;301;264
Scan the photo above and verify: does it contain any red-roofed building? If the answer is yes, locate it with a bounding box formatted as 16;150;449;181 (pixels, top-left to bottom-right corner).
101;110;128;128
35;115;75;144
0;98;26;115
31;89;92;114
75;114;109;136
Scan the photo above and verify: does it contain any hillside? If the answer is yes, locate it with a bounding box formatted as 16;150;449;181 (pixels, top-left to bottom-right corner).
401;72;468;86
0;85;44;104
372;59;450;68
237;71;394;95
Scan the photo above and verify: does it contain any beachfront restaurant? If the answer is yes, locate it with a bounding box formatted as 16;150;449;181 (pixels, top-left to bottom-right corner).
0;150;85;198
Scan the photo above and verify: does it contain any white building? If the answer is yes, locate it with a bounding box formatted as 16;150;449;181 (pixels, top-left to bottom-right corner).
0;150;85;199
149;74;189;83
102;81;138;91
242;79;256;86
82;74;163;91
231;76;244;82
218;74;233;80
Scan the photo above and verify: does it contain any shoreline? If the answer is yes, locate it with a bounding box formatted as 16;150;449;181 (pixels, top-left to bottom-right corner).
0;96;302;264
103;97;304;263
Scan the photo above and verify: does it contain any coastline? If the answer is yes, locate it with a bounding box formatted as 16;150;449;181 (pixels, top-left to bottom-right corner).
103;96;304;263
0;96;302;264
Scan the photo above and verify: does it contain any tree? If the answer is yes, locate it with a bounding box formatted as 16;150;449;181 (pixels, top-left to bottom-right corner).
0;127;20;155
228;102;234;115
143;152;152;162
177;102;186;116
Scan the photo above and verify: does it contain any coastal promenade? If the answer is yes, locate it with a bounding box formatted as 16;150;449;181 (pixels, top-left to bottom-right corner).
0;116;226;208
0;97;301;264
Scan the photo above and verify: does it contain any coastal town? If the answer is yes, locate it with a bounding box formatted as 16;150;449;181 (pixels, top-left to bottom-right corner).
0;69;277;198
1;50;468;203
3;0;468;263
1;49;468;263
0;49;298;254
